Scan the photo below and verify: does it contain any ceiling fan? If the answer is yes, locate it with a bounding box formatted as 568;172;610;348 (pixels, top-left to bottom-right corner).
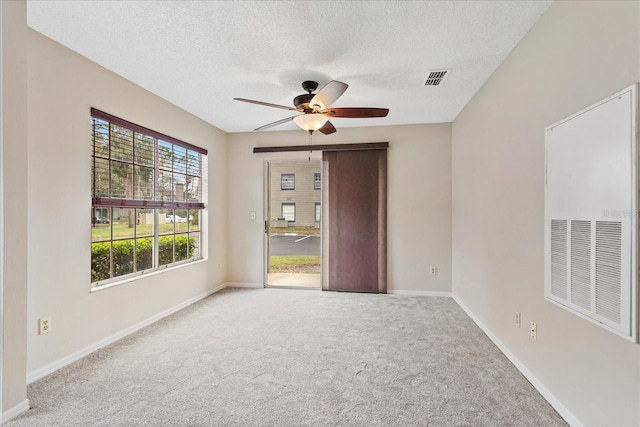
234;80;389;135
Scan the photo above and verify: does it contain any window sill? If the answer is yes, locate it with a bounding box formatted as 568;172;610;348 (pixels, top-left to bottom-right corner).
90;258;207;293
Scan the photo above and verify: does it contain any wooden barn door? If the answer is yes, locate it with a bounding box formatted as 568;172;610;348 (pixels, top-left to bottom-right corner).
321;149;387;293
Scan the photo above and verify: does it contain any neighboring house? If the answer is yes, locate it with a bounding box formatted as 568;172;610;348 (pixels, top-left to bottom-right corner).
269;161;321;228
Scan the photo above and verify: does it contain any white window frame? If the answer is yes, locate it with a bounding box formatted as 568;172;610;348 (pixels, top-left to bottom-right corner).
281;173;295;190
91;109;207;289
282;203;295;222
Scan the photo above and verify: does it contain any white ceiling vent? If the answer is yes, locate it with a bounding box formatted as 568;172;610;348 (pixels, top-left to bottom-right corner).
424;69;451;86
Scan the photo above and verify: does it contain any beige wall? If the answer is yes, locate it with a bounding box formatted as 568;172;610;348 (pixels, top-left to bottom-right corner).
227;124;452;293
25;31;227;376
451;1;640;426
1;0;29;415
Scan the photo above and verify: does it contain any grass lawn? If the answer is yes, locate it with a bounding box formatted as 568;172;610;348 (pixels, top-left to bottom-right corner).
270;226;320;236
270;255;320;273
92;221;199;241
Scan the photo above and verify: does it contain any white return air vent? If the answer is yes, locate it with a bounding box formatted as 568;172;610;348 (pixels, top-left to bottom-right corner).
545;84;638;342
424;69;451;86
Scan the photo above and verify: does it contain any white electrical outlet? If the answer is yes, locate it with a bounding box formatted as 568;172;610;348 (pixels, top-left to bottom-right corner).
39;317;51;335
530;321;537;340
251;211;256;220
515;311;521;328
430;266;437;276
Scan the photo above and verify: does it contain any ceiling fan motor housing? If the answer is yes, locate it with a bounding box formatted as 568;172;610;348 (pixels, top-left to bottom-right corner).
293;93;314;110
294;81;320;110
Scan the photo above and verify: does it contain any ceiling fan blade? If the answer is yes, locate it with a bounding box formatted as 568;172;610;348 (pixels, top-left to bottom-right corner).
254;116;296;131
309;80;348;110
234;98;297;111
322;107;389;118
318;121;336;135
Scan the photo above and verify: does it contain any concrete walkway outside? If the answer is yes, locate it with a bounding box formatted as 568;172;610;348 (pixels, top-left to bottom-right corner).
268;273;320;288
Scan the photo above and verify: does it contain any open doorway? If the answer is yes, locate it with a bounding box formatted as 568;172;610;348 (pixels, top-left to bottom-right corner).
265;159;321;288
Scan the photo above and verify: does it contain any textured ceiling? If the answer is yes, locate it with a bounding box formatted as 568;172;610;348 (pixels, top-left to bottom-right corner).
27;1;552;133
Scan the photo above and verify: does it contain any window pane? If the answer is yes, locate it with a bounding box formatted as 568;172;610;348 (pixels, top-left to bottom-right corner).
93;157;110;198
173;145;187;174
189;210;200;232
175;208;188;233
175;234;190;262
134;133;155;166
190;233;201;258
315;203;321;222
187;150;200;176
92;208;111;242
110;124;133;163
113;239;134;278
112;208;136;239
93;119;109;158
314;173;321;190
157;170;173;201
159;235;174;266
91;241;111;282
174;173;187;201
111;162;133;199
136;209;154;237
160;209;175;234
186;176;200;201
282;203;295;221
134;166;154;200
158;140;173;170
136;237;153;271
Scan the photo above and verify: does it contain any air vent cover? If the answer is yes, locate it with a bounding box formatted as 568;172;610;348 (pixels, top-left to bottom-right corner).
544;84;637;342
424;69;451;86
550;219;567;300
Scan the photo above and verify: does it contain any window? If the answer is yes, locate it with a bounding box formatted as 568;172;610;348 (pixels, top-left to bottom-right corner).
281;173;295;190
314;173;321;190
282;203;295;222
315;203;321;222
91;108;207;287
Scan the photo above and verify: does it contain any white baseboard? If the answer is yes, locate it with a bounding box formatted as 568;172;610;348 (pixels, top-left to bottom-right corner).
226;282;264;288
452;294;582;427
387;290;452;297
27;283;227;384
2;399;30;425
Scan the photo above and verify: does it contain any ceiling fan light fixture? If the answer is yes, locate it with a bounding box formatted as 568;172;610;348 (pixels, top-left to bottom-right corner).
293;113;328;132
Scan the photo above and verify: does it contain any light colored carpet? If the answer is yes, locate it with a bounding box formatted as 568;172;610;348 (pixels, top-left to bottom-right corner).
9;288;567;426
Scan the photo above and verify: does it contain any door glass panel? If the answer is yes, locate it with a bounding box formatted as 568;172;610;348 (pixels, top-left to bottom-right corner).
267;160;321;289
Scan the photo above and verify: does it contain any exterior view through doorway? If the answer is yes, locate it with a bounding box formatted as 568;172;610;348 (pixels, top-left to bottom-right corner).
266;159;322;288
